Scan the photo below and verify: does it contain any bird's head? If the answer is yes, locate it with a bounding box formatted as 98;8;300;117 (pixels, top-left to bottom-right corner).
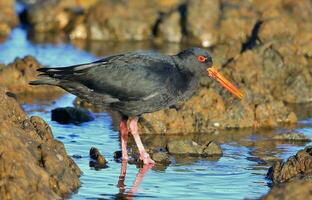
177;47;243;99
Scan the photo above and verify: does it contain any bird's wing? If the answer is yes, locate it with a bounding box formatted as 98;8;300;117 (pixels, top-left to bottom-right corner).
39;52;181;102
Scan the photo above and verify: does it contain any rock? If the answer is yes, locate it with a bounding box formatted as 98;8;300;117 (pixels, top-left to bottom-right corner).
0;0;18;41
261;179;312;200
51;107;94;125
167;139;222;157
89;147;107;169
262;146;312;200
186;0;220;47
266;146;312;183
152;152;171;164
0;56;64;103
0;86;81;199
113;150;122;161
152;147;171;164
202;141;223;156
73;97;105;112
272;133;311;142
157;11;182;43
167;139;203;155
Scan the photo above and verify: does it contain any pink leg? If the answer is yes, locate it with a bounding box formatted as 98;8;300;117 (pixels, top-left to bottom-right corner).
129;164;153;195
117;159;128;193
119;119;129;160
128;118;155;165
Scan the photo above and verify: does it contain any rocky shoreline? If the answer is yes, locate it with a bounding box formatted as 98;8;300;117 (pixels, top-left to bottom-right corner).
0;87;81;199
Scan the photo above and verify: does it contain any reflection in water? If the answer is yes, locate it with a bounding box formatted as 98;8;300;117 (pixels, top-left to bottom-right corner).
117;160;153;200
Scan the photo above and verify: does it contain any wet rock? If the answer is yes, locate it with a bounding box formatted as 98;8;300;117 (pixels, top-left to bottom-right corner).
272;133;311;142
51;107;94;125
152;147;171;164
167;139;203;155
167;139;222;157
152;152;171;164
0;0;18;41
266;146;312;183
202;141;223;156
0;56;64;102
0;86;81;199
261;179;312;200
263;146;312;200
89;147;107;169
114;150;122;161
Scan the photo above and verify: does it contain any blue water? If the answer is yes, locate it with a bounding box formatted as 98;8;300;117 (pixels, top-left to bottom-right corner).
1;27;312;199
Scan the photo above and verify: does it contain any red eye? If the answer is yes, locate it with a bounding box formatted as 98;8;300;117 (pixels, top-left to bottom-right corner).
197;55;207;63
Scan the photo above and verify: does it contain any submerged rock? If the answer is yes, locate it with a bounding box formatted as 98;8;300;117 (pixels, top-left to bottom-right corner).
266;146;312;183
0;56;64;103
167;139;222;156
89;147;107;169
272;133;311;142
51;107;94;125
0;86;81;199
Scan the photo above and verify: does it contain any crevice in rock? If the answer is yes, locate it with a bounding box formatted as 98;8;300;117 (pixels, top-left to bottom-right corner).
240;20;263;53
178;3;188;36
37;145;45;168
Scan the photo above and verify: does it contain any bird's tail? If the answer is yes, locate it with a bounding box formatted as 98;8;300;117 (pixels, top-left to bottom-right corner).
29;63;91;86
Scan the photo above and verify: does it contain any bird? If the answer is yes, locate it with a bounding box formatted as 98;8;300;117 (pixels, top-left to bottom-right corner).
30;47;243;165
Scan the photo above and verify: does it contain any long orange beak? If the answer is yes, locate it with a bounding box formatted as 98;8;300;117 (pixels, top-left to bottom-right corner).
207;67;243;99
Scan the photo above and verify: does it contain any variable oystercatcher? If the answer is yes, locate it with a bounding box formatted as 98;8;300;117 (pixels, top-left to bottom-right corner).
30;47;243;165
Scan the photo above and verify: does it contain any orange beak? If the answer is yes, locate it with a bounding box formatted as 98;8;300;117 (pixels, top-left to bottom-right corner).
207;67;243;99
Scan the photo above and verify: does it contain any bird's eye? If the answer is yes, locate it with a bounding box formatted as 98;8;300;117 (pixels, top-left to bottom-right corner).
197;55;207;63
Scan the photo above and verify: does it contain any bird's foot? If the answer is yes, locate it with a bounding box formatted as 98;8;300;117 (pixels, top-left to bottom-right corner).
122;153;129;161
140;152;155;165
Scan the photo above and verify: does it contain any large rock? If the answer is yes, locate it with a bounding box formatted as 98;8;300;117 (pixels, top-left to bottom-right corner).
262;146;312;200
0;56;64;103
0;87;81;199
266;146;312;183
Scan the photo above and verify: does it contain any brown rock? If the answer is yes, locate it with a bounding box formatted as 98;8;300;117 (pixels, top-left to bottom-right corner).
0;87;81;199
167;139;203;155
202;141;223;156
89;147;107;169
186;0;220;47
0;0;18;40
152;152;171;164
272;133;311;142
261;179;312;200
157;11;182;43
266;146;312;183
0;56;64;103
167;139;222;157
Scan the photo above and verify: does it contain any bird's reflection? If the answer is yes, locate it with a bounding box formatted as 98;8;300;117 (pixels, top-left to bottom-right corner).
116;160;153;200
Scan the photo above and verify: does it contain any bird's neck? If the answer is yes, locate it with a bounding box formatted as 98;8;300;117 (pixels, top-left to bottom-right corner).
172;56;200;100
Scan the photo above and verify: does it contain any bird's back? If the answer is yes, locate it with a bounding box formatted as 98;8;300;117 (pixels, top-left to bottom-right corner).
30;51;197;116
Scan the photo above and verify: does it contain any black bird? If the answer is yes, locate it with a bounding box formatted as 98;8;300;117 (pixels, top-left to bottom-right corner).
30;47;243;165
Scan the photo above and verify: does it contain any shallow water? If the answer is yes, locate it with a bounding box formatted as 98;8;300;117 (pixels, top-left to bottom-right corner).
1;26;312;199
